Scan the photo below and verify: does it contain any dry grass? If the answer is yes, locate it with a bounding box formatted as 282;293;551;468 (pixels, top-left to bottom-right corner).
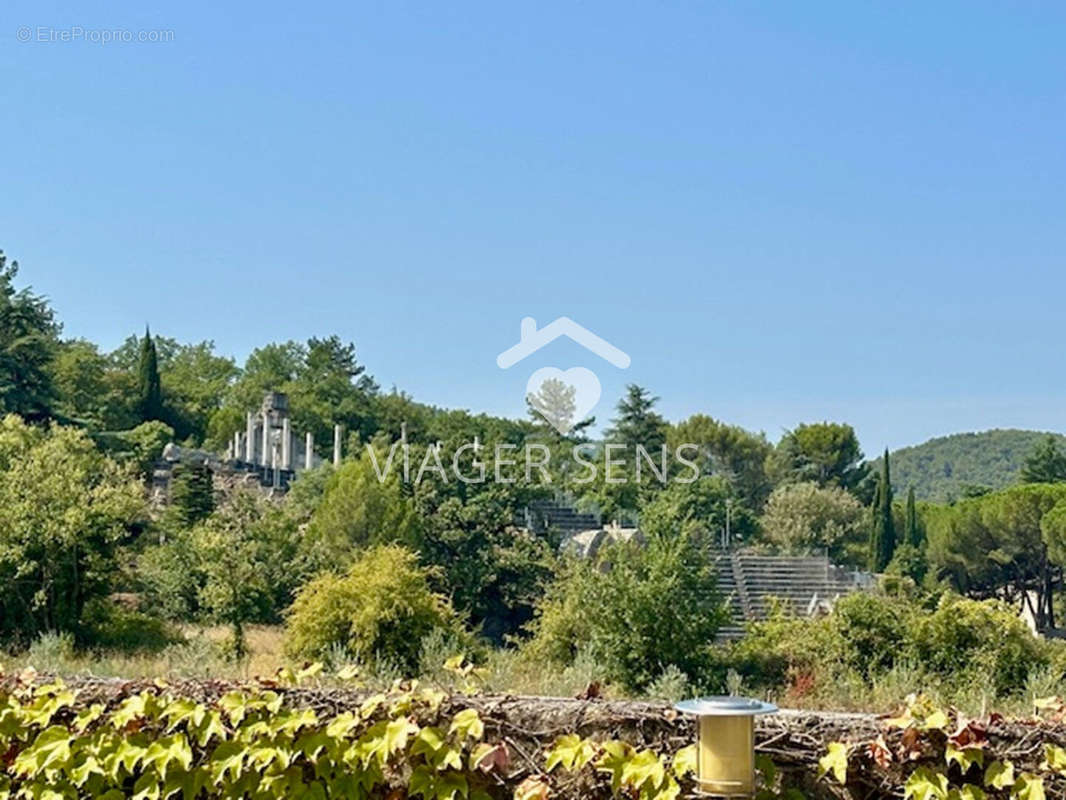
0;625;288;681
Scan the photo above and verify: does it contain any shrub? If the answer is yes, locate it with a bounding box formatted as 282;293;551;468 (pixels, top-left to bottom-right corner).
832;593;910;677
525;534;729;692
908;595;1045;695
82;599;182;653
284;545;464;671
727;603;838;692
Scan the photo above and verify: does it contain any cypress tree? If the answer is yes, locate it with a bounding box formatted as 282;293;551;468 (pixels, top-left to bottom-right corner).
167;463;215;527
904;486;922;548
868;449;897;572
137;326;164;422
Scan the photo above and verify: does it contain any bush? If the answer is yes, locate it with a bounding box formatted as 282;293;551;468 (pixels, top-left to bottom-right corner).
727;603;838;692
832;593;909;677
82;599;182;653
909;595;1044;696
525;534;729;692
284;545;464;671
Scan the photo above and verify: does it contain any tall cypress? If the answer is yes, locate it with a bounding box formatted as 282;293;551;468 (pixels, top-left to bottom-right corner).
137;326;164;422
904;486;921;548
869;449;897;572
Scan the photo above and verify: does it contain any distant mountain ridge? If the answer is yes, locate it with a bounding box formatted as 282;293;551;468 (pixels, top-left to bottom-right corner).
881;429;1066;503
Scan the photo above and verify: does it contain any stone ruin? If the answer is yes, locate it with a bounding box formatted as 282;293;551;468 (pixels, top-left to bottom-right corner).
152;391;346;503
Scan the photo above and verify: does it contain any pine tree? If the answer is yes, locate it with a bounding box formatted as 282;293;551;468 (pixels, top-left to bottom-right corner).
869;449;896;572
1020;435;1066;484
606;384;667;450
904;485;922;547
137;326;164;422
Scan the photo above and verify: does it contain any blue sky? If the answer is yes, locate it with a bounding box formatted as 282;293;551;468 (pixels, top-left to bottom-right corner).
3;1;1065;453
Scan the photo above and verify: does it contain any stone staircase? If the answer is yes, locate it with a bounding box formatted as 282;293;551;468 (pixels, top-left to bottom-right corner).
711;551;869;639
524;500;601;537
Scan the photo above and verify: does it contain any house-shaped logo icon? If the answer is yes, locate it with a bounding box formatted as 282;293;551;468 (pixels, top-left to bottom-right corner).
497;317;629;434
496;317;631;369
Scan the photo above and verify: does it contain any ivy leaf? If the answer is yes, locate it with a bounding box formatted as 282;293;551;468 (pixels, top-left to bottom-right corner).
296;662;324;684
1013;774;1046;800
74;704;105;733
419;688;448;712
132;772;161;800
448;709;484;742
218;692;250;725
325;712;361;740
71;755;104;787
385;717;420;756
619;749;666;792
673;745;697;778
922;710;950;732
945;744;983;773
545;734;595;772
903;766;949;800
14;725;72;777
984;760;1015;790
111;695;148;730
359;694;387;720
818;742;848;784
414;726;462;770
434;771;469;800
1042;744;1066;774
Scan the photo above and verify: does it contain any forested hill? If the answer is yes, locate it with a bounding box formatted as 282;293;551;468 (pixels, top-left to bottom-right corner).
885;429;1066;503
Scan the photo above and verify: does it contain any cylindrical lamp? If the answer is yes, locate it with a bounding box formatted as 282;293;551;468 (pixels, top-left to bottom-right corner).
674;697;777;797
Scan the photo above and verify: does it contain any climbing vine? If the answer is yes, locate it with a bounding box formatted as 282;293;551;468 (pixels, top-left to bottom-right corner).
817;695;1066;800
0;660;731;800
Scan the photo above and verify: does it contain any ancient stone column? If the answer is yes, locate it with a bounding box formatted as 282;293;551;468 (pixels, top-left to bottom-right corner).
281;418;291;470
233;431;241;462
245;412;255;463
261;412;270;472
305;432;314;470
333;424;343;466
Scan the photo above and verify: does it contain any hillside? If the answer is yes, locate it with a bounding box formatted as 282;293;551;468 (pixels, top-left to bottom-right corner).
884;429;1066;502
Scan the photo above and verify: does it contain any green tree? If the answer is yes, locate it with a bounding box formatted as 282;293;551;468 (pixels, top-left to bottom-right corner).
605;384;667;451
285;544;464;670
192;491;296;659
771;422;869;493
666;414;773;510
927;484;1066;628
904;486;923;547
640;475;757;546
139;489;306;626
869;449;896;572
760;481;866;565
0;416;146;642
137;327;164;423
1020;435;1066;484
301;452;421;569
413;483;556;644
0;252;59;420
167;462;215;528
525;533;729;692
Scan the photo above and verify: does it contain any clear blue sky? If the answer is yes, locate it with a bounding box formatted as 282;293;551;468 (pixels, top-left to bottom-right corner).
3;1;1065;453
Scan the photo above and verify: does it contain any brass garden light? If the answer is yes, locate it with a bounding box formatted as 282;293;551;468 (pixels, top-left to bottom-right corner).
674;697;778;797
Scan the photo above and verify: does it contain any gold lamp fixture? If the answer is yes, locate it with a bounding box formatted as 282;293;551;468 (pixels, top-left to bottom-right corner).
674;697;778;797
